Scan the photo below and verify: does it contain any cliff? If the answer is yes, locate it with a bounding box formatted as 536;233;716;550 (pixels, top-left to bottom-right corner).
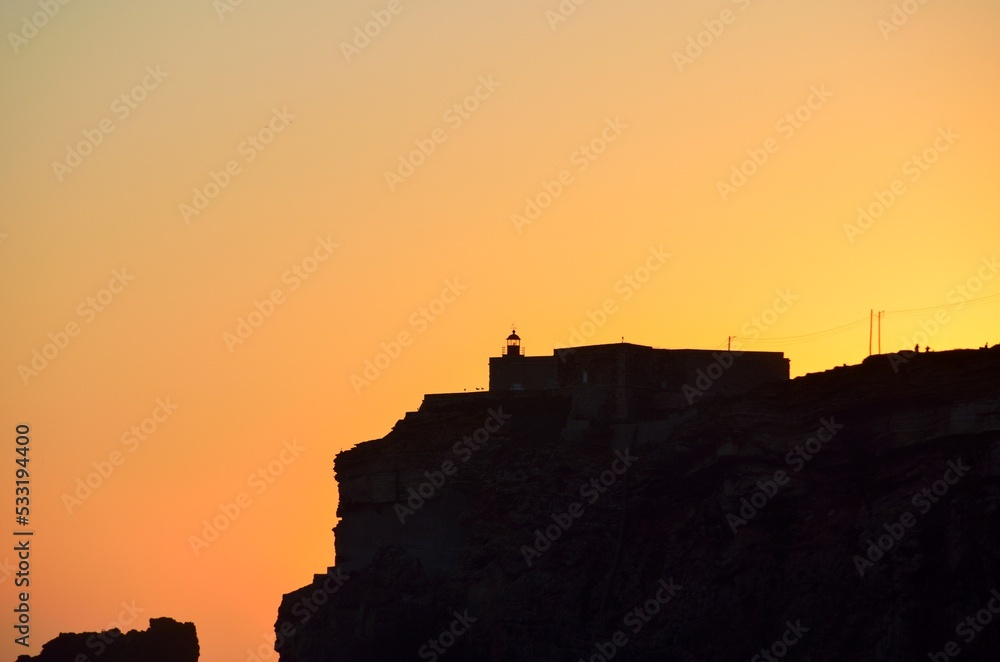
277;347;1000;661
15;617;199;662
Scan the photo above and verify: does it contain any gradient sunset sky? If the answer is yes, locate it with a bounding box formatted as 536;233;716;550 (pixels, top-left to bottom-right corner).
2;0;998;659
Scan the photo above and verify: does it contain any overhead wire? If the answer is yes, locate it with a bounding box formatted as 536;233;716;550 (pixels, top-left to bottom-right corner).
727;290;999;348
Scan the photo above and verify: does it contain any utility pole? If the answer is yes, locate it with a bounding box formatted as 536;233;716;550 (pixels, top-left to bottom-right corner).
869;309;873;356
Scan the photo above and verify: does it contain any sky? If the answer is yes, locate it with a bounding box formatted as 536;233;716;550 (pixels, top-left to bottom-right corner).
1;0;998;659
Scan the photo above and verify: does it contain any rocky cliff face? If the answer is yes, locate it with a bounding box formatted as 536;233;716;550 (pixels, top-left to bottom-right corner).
15;617;199;662
277;348;1000;661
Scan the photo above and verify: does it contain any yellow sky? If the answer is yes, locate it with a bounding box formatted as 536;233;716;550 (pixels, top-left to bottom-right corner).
1;0;998;659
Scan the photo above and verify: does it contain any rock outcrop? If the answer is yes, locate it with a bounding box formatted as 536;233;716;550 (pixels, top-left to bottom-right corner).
15;617;199;662
277;347;1000;661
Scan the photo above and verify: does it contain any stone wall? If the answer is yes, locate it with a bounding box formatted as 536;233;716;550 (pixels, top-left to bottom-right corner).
488;355;558;391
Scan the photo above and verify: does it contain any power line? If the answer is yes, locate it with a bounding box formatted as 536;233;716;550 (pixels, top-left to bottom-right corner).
885;291;1000;317
728;289;999;348
736;317;868;345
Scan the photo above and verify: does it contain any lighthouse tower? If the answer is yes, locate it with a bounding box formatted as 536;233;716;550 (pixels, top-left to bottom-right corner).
504;329;522;358
488;327;557;391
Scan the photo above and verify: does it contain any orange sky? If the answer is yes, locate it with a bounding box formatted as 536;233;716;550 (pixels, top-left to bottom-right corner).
1;0;999;659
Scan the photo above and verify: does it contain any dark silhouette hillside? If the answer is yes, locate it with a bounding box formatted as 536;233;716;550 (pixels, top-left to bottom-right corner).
276;347;1000;660
15;617;199;662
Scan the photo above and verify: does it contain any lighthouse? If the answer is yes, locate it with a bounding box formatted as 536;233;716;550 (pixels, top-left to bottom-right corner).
489;328;558;391
505;329;522;358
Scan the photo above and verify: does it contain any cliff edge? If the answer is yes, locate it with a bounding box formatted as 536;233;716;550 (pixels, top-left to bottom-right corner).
277;347;1000;661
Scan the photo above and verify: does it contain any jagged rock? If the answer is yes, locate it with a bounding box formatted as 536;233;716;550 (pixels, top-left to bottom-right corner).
16;617;199;662
277;348;1000;661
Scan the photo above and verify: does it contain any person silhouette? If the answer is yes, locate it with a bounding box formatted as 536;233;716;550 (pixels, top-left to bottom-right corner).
914;344;920;353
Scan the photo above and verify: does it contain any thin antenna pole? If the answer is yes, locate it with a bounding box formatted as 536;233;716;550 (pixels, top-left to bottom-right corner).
869;309;873;356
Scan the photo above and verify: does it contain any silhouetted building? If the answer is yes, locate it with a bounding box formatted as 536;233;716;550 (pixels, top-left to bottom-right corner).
488;331;788;417
487;330;558;391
